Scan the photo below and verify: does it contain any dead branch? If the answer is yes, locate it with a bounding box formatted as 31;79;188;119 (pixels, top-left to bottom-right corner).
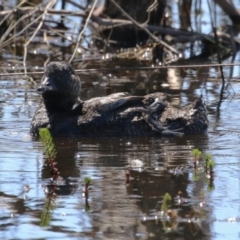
0;5;41;45
23;0;57;71
215;0;240;22
0;0;28;27
65;0;86;11
0;1;239;66
2;6;237;48
109;0;179;55
69;0;98;63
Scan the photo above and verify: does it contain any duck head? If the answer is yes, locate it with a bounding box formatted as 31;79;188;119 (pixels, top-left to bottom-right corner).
38;61;81;112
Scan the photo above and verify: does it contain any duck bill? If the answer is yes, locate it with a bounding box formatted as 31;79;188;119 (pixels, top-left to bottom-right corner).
37;76;58;94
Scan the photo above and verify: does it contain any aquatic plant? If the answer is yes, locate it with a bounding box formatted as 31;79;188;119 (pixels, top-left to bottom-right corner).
39;128;56;159
207;179;215;191
160;193;179;232
207;159;215;170
193;172;200;181
191;148;202;161
203;153;215;181
39;128;59;180
83;176;92;211
204;153;213;165
125;171;130;185
83;176;92;198
161;193;172;214
38;128;60;226
84;177;91;190
205;153;214;168
40;191;56;226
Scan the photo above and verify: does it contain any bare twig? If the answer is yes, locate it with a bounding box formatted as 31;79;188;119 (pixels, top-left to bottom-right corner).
23;0;57;73
109;0;179;55
69;0;98;63
0;0;28;27
0;7;186;52
1;7;238;47
0;6;43;48
65;0;86;11
47;26;95;54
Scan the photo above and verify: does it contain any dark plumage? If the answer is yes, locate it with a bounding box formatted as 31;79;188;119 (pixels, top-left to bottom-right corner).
30;62;208;137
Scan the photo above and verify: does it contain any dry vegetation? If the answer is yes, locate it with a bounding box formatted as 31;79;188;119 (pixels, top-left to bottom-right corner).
0;0;240;72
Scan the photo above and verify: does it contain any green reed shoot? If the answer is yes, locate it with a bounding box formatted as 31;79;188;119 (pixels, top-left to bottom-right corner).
207;159;215;168
39;128;59;180
39;128;56;160
40;197;54;226
204;153;214;168
85;176;91;187
84;176;92;197
161;193;172;214
191;148;202;161
39;128;59;226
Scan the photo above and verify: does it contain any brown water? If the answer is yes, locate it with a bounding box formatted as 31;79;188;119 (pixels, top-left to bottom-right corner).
0;64;240;240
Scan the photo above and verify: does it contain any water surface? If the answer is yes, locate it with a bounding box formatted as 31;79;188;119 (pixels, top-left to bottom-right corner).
0;64;240;239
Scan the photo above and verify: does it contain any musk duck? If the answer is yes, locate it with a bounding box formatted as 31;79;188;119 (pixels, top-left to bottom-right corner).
30;62;208;137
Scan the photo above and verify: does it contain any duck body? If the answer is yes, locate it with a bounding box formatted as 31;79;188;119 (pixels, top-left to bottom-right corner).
30;62;208;137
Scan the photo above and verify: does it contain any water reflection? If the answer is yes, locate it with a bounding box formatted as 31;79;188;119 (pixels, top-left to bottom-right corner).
0;63;240;239
31;134;210;239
